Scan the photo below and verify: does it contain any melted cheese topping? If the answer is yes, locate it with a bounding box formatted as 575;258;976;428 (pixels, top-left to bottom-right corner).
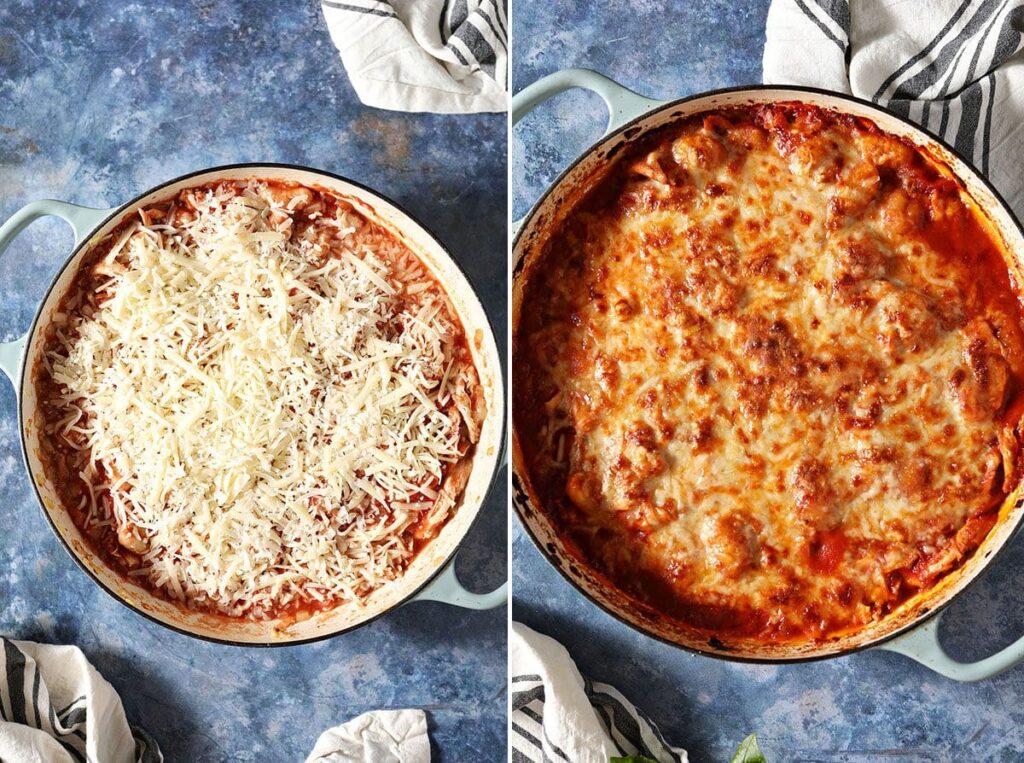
39;180;483;619
516;105;1024;642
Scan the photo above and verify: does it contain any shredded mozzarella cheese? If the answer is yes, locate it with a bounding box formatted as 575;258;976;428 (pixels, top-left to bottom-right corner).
43;181;481;618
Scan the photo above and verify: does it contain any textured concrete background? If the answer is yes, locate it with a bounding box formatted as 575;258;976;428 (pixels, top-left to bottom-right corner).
513;2;1024;761
0;1;507;760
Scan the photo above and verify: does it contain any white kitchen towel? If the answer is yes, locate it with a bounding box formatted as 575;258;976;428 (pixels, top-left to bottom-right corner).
305;709;430;763
510;622;687;763
321;0;507;113
763;0;1024;213
0;639;161;763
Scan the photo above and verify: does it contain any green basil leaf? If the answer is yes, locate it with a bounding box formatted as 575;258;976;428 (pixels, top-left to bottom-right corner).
609;757;659;763
730;733;767;763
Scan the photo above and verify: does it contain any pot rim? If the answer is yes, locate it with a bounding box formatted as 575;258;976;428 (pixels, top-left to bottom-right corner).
511;83;1024;663
19;162;507;647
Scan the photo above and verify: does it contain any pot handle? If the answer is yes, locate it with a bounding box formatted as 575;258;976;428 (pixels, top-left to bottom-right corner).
0;200;112;386
875;611;1024;681
512;67;663;132
409;553;507;610
511;68;664;235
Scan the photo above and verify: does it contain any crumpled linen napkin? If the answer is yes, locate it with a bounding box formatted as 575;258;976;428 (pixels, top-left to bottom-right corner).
320;0;507;113
305;709;430;763
0;638;161;763
510;622;687;763
763;0;1024;212
1;637;433;762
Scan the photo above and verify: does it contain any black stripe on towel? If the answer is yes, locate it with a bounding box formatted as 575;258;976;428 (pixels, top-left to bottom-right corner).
520;705;544;724
810;0;850;61
982;73;996;174
793;0;845;52
934;43;971;138
886;98;912;119
512;674;543;684
512;721;560;763
592;701;628;755
445;5;502;80
134;725;164;763
955;77;985;160
511;684;545;711
45;691;87;763
895;0;1002;101
546;733;571;762
457;20;497;65
872;1;974;101
439;0;451;41
63;705;88;727
4;640;27;725
509;677;572;763
586;679;647;755
57;695;86;722
450;0;469;31
449;43;470;66
29;663;40;730
480;8;507;52
631;698;685;763
586;678;686;763
523;707;572;761
812;0;849;39
962;0;1007;82
943;3;1005;150
493;0;508;44
482;2;507;46
513;692;573;763
593;694;656;759
512;721;542;750
933;25;972;96
60;737;87;763
993;5;1024;63
526;704;572;762
0;639;149;763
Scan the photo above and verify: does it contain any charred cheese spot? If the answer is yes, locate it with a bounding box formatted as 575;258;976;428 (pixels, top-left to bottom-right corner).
948;318;1013;423
879;188;927;235
566;471;597;511
789;458;838;527
630;149;674;187
827;235;888;285
897;453;936;501
874;286;939;356
785;134;843;182
701;513;762;576
833;160;881;216
854;130;915;169
671;130;727;171
736;316;806;381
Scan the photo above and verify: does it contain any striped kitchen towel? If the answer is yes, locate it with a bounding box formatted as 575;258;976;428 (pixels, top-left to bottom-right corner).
321;0;507;113
511;623;688;763
763;0;1024;213
0;638;161;763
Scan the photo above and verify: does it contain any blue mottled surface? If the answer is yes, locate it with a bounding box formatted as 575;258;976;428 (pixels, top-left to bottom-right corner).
513;2;1024;761
0;1;507;760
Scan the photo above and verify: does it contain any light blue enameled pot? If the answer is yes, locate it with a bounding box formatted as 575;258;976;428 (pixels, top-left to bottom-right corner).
512;69;1024;680
0;164;507;645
